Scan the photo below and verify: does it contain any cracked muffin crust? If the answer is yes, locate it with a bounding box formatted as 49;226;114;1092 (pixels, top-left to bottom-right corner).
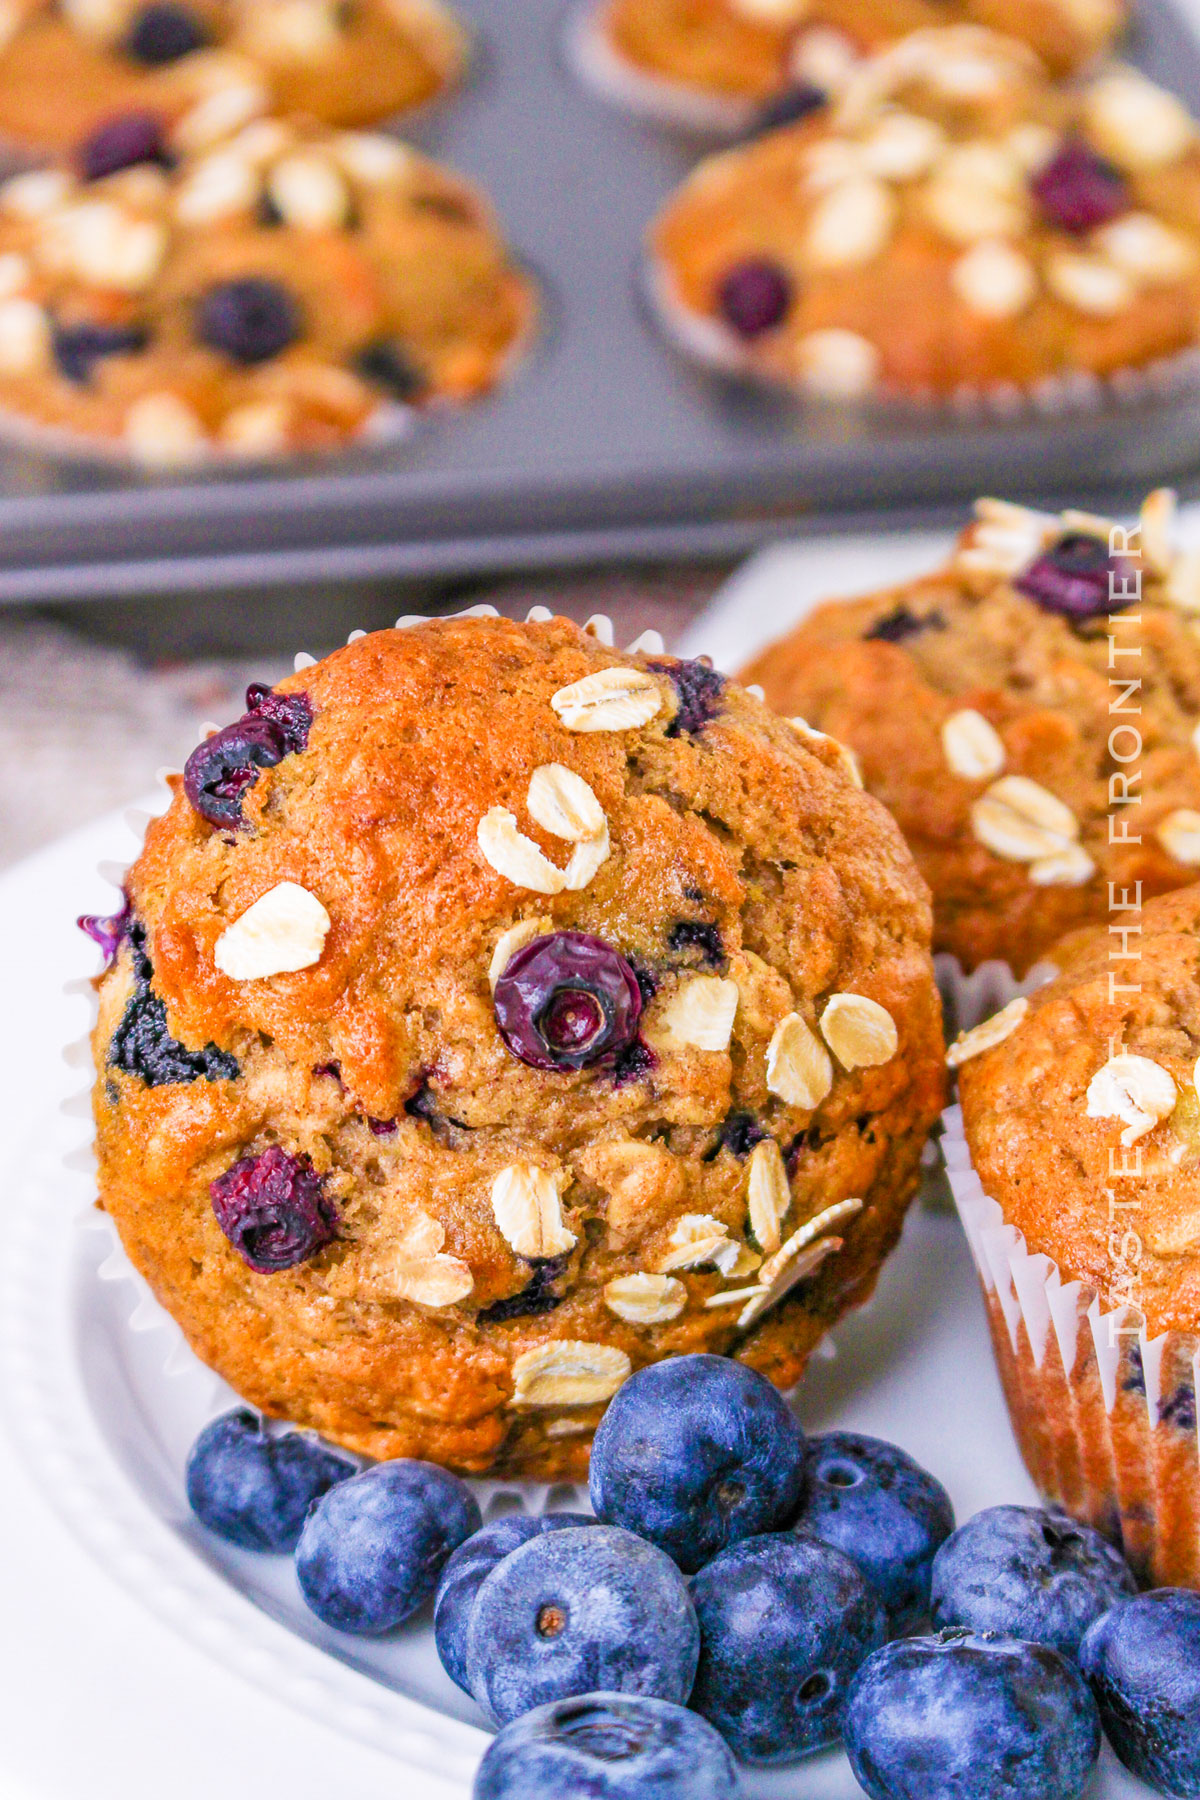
648;28;1200;404
86;613;945;1479
0;0;466;158
952;886;1200;1583
0;115;535;461
586;0;1123;133
744;490;1200;979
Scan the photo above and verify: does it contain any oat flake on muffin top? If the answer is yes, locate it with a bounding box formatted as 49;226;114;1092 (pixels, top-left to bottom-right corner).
86;612;945;1479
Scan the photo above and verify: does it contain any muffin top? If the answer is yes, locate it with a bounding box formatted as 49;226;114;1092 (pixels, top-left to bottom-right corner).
90;613;945;1475
599;0;1123;108
743;489;1200;978
0;0;466;156
649;28;1200;401
956;883;1200;1337
0;113;534;461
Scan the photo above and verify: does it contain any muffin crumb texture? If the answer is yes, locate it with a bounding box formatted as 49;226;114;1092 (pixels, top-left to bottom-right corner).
89;614;945;1478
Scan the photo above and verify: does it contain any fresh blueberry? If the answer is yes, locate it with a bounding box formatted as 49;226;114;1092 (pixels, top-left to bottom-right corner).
931;1504;1136;1659
1080;1589;1200;1797
746;82;827;138
476;1253;571;1323
184;1408;353;1553
296;1460;482;1634
78;892;132;967
197;278;302;366
864;603;946;643
77;110;167;181
355;339;426;402
1015;531;1128;621
690;1530;885;1762
794;1432;955;1636
473;1694;742;1800
492;931;643;1073
844;1630;1101;1800
434;1512;591;1692
183;715;287;826
589;1355;806;1574
716;258;792;338
53;320;149;386
647;658;727;738
124;2;210;65
1031;137;1128;235
666;919;725;969
210;1146;339;1273
243;681;313;755
109;920;239;1087
464;1525;699;1727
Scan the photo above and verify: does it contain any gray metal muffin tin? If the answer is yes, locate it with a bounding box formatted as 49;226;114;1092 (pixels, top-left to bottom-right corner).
3;0;1200;603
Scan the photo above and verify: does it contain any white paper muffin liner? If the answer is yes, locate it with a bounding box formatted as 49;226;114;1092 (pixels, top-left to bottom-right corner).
646;254;1200;419
935;951;1058;1038
942;1099;1200;1587
566;3;756;136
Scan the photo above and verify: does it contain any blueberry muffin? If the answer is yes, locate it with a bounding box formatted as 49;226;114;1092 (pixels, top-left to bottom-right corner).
648;29;1200;404
582;0;1124;133
0;1;466;158
0;115;534;461
84;613;946;1478
950;883;1200;1586
743;490;1200;980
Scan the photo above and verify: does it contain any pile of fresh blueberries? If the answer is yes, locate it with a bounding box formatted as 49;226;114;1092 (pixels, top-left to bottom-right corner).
185;1354;1200;1799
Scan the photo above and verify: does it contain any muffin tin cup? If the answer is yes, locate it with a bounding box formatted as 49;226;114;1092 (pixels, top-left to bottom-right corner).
646;256;1200;422
942;1100;1200;1589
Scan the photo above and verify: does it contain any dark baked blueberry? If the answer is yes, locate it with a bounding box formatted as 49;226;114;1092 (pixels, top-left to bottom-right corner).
864;605;946;643
667;919;725;969
707;1110;768;1161
493;931;643;1072
716;258;792;338
477;1255;570;1323
612;1038;656;1087
124;2;210;65
110;923;239;1087
355;339;426;402
78;893;132;967
1016;532;1127;620
244;681;313;755
77;110;167;181
210;1145;338;1273
367;1115;398;1137
1031;138;1128;235
197;278;302;366
53;320;149;386
183;714;287;827
648;657;727;738
747;82;827;138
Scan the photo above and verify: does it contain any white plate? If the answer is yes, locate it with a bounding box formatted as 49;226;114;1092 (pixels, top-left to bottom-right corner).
0;801;1150;1799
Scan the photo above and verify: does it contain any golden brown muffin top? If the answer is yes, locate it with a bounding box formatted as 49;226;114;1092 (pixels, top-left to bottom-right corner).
957;882;1200;1336
744;490;1200;977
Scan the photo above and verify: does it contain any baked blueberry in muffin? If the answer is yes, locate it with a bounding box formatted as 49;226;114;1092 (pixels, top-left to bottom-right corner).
87;613;945;1478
